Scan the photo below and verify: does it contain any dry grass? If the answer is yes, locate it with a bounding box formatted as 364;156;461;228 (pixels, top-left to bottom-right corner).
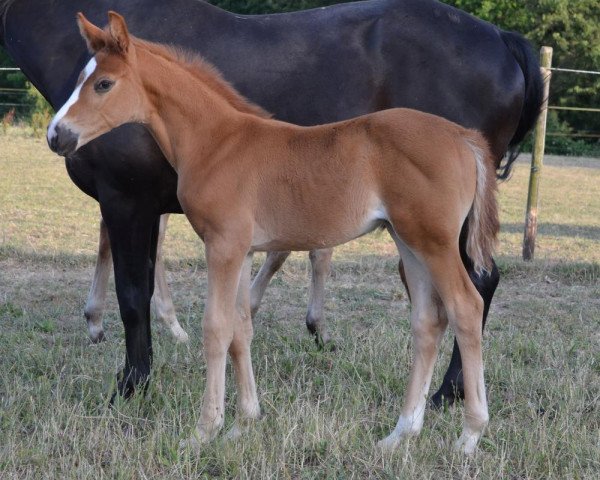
0;128;599;478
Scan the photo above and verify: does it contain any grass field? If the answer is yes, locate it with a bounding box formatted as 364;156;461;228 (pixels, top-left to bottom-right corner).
1;128;599;478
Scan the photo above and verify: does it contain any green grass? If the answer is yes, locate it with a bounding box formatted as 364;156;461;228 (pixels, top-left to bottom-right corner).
1;128;599;478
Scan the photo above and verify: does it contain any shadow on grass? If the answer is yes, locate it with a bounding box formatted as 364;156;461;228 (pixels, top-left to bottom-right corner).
501;222;600;241
3;243;597;285
496;256;599;284
0;244;98;266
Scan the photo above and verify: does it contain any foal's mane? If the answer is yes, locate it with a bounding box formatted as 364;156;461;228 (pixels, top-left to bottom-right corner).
133;37;271;119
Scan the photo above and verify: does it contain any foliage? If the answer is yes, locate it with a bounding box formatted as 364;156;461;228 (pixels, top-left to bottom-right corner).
1;0;599;151
445;0;600;139
0;56;35;119
521;110;600;156
0;51;50;123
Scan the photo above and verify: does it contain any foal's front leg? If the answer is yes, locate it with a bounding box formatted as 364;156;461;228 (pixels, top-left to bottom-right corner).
190;239;255;446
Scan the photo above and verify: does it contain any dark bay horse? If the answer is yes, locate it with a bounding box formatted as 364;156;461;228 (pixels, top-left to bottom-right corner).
50;11;500;453
0;0;542;404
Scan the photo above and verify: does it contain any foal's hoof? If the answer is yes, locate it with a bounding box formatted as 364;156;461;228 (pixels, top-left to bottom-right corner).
224;423;245;442
179;428;214;452
306;319;334;350
87;325;106;344
377;431;411;452
454;431;480;456
169;324;190;344
314;332;335;351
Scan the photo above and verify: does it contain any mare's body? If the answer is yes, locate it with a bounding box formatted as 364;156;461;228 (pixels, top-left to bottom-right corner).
1;0;542;401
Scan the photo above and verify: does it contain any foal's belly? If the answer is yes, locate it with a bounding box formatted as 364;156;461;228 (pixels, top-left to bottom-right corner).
250;201;389;252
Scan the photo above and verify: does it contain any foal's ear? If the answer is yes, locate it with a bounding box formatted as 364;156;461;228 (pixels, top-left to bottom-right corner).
107;11;131;54
77;13;107;53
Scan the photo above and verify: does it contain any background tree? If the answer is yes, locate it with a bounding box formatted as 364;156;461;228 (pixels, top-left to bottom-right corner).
1;0;599;151
445;0;600;142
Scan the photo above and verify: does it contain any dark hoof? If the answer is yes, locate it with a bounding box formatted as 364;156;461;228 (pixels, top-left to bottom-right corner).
109;368;150;405
314;332;336;351
306;315;335;350
430;384;465;410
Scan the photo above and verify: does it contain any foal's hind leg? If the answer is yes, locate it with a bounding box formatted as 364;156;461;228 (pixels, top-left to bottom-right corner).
423;250;488;454
250;250;291;317
306;248;333;346
84;217;111;343
429;228;500;408
151;214;189;343
379;242;448;450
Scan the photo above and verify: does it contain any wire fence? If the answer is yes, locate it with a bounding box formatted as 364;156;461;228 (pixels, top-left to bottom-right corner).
0;67;35;115
2;65;600;141
521;47;600;261
546;66;600;140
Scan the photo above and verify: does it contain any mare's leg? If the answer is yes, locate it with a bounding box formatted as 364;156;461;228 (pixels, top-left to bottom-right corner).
226;253;260;440
379;240;448;450
429;229;500;408
102;205;160;400
150;214;189;343
306;248;333;346
188;238;252;446
84;216;112;343
250;251;290;317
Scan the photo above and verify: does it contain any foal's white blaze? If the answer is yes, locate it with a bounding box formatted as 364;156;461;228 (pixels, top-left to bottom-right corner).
47;57;97;143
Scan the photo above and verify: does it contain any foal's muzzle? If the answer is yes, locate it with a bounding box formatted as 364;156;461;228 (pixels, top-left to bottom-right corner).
47;124;78;156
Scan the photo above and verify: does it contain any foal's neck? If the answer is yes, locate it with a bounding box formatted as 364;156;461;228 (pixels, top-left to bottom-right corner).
137;46;249;170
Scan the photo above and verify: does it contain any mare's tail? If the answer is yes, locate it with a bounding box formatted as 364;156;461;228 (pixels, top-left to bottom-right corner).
497;30;544;180
464;133;500;275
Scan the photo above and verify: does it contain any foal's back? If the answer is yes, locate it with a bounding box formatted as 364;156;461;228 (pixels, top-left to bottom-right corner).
228;108;486;251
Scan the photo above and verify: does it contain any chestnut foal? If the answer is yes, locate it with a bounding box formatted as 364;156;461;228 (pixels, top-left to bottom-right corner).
48;12;499;454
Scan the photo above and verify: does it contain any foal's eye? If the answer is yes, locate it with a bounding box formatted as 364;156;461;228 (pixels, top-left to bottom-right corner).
94;79;114;93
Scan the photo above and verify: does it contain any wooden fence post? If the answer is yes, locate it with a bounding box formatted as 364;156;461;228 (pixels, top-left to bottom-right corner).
523;46;553;261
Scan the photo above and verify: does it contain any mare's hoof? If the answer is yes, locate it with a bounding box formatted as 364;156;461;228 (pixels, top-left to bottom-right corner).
430;384;464;410
109;368;150;404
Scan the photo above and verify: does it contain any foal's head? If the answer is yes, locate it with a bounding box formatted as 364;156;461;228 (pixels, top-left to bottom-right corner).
47;12;147;156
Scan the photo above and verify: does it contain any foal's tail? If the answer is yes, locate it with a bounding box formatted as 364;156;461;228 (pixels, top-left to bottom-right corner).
464;133;500;275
